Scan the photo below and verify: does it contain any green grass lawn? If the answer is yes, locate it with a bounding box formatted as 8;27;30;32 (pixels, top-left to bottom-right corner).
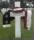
0;9;34;40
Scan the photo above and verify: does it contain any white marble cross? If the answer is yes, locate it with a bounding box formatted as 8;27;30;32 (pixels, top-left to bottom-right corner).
10;8;25;38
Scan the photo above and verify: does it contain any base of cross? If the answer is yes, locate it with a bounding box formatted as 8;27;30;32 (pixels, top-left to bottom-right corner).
15;38;21;40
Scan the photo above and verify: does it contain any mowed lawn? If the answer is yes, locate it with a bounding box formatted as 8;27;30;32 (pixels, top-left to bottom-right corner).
0;8;34;40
